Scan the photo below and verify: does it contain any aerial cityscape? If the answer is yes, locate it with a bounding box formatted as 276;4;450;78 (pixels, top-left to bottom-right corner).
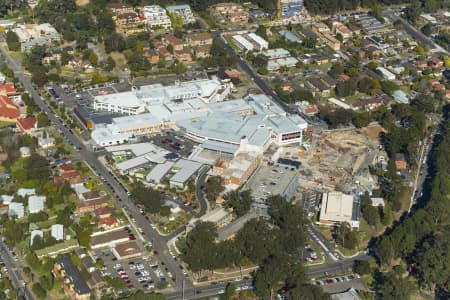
0;0;448;299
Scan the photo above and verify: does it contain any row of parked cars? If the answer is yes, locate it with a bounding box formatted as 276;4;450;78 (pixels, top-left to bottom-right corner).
313;274;359;286
114;263;134;289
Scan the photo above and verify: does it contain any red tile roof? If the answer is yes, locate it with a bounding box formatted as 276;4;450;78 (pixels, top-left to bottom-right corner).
0;83;20;96
0;95;20;120
16;117;37;132
94;207;113;217
162;35;183;46
98;216;119;226
59;163;76;172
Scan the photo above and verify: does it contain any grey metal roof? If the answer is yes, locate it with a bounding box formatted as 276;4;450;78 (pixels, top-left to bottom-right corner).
56;256;90;295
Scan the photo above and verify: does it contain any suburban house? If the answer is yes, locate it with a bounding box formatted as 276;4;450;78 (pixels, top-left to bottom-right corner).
106;3;134;15
16;116;37;134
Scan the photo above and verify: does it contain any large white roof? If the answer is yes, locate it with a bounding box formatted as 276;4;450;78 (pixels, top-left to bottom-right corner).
320;192;354;223
95;91;143;109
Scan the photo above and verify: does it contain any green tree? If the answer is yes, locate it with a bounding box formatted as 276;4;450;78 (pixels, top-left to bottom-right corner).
39;275;54;291
376;271;414;300
424;0;438;13
405;0;421;25
76;228;92;248
105;276;126;290
6;31;20;51
204;176;224;203
104;56;116;72
336;223;357;249
255;25;268;40
421;23;433;36
335;80;356;97
25;153;50;182
223;190;253;217
353;111;370;128
357;76;374;94
71;255;82;267
380;81;399;95
126;290;166;299
160;206;171;217
171;61;186;75
32;282;47;299
354;260;371;275
60;51;73;66
169;12;183;31
328;62;344;78
97;11;116;36
182;222;217;273
131;183;163;213
31;68;48;87
88;52;98;66
413;234;450;292
37;113;50;128
220;283;236;300
371;3;383;22
257;66;268;75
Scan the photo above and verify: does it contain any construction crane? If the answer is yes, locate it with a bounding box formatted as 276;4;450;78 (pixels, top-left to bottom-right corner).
276;0;282;21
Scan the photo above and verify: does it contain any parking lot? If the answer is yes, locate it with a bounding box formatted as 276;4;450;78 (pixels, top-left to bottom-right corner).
87;85;118;97
94;249;171;292
313;275;367;294
148;131;196;158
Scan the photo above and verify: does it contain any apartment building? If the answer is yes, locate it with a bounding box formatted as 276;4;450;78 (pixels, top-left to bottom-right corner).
12;23;60;51
210;3;250;24
53;256;91;300
166;4;195;24
106;3;134;15
141;5;172;29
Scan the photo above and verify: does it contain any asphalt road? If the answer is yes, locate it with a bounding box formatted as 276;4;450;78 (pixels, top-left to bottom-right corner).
0;44;191;291
211;31;320;124
385;12;448;54
0;39;375;298
0;240;31;300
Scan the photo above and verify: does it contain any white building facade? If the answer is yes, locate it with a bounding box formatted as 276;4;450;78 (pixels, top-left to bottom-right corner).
141;5;172;29
166;5;196;24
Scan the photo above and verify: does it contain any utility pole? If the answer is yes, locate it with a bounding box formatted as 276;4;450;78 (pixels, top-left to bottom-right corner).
182;279;185;300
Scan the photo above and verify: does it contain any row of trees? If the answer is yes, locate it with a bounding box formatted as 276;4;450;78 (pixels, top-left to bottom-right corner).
374;106;450;297
303;0;445;16
181;196;329;298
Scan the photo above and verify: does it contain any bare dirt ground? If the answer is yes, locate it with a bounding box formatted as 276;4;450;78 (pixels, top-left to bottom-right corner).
276;127;381;193
360;124;385;142
76;0;89;6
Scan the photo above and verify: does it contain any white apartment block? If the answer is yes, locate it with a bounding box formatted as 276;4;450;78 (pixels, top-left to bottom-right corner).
166;4;196;25
141;5;172;29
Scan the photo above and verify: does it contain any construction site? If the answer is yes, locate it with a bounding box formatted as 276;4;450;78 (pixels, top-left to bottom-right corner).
273;126;383;194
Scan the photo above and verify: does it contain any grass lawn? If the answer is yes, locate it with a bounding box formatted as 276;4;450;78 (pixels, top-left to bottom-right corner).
361;272;376;288
394;186;413;220
37;218;57;229
342;94;363;105
9;51;23;62
358;218;379;248
224;36;241;53
336;245;359;257
110;51;127;71
0;120;14;129
60;66;76;78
